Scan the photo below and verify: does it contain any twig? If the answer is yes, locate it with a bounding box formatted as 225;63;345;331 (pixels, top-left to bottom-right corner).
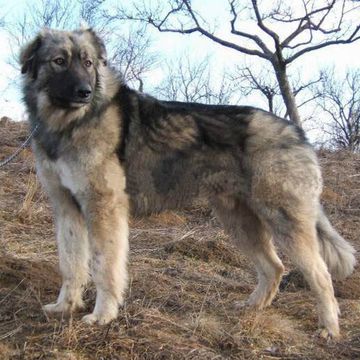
0;278;25;305
192;276;215;336
0;326;23;341
28;284;50;322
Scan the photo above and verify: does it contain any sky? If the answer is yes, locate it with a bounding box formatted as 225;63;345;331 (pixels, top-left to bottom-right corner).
0;0;359;143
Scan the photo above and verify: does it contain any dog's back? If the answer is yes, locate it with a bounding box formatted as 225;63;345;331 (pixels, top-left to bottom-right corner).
121;88;308;214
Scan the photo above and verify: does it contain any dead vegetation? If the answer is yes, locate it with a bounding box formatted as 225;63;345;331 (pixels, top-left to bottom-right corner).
0;121;359;359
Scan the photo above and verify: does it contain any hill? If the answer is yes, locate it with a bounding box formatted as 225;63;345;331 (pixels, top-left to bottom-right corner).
0;120;359;359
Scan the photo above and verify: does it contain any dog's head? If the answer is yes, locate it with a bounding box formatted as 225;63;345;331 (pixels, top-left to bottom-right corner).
20;28;108;110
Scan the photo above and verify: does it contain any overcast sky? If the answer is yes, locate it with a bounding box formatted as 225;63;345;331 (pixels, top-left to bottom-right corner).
0;0;359;143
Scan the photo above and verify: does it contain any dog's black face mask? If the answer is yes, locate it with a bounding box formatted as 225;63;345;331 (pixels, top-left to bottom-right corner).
46;57;95;108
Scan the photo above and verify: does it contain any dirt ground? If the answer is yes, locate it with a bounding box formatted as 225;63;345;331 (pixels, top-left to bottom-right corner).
0;120;359;359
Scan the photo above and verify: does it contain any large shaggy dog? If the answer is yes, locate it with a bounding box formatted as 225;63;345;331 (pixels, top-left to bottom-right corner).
20;28;356;338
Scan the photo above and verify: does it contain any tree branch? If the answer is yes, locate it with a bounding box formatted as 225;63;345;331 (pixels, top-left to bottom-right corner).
287;25;360;64
251;0;279;41
229;0;272;56
122;0;270;60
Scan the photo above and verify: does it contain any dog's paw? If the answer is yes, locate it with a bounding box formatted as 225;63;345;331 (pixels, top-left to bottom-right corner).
233;300;249;310
316;327;340;341
234;298;263;311
81;312;116;325
81;313;98;324
43;299;83;314
43;302;71;314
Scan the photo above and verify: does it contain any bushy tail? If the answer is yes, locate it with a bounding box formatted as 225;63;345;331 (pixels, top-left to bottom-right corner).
317;208;356;280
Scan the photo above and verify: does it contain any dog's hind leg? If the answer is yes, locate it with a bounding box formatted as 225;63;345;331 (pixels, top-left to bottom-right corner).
253;195;340;338
213;199;284;309
37;161;89;314
269;212;340;338
244;144;341;338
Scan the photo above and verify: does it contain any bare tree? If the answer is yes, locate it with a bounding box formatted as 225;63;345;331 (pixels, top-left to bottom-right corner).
114;0;360;125
155;55;233;104
79;0;108;28
7;0;76;48
314;69;360;151
230;65;323;118
110;27;157;92
0;15;5;28
230;65;281;114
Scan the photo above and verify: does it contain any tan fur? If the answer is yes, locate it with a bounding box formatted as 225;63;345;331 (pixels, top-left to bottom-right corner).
317;208;357;280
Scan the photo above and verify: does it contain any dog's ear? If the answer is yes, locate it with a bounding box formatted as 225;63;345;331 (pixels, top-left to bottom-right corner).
87;29;107;66
20;35;42;79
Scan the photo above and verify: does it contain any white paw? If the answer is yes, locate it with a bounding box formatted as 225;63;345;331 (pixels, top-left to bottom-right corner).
81;313;98;324
81;311;116;325
43;299;83;314
43;302;70;313
234;298;264;310
234;300;248;310
317;327;340;341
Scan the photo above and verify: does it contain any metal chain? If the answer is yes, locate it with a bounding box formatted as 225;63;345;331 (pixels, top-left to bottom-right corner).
0;125;39;168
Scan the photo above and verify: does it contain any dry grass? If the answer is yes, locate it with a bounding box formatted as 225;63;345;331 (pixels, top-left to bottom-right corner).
0;121;359;359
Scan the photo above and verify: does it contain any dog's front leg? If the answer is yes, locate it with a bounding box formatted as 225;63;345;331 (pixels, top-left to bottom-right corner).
45;193;89;313
36;158;89;314
81;159;129;325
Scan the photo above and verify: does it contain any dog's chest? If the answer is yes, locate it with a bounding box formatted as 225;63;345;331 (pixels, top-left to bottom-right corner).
54;159;88;195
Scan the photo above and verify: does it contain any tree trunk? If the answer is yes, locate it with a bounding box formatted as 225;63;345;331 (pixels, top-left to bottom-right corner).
267;94;274;114
137;77;144;93
273;62;302;126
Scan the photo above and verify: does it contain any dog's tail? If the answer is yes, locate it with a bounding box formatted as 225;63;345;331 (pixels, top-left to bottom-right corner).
317;207;356;280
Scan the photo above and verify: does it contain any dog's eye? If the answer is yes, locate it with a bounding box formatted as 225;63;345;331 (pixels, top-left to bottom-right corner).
84;60;92;68
54;57;65;66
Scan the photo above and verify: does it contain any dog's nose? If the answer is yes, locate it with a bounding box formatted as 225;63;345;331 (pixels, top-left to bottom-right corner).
76;84;92;99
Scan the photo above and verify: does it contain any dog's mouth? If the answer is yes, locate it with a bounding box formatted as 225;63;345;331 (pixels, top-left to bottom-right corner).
51;96;92;109
69;99;92;108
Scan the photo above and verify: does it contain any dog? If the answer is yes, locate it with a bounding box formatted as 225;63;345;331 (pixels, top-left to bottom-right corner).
20;28;356;338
